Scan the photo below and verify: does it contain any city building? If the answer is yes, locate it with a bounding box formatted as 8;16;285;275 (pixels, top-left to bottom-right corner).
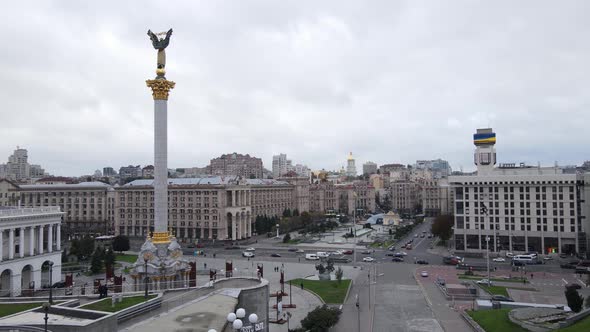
389;180;421;215
0;179;19;207
363;162;378;175
346;152;357;177
119;165;142;180
114;176;297;241
272;154;290;179
278;176;310;213
209;153;263;179
416;159;452;179
142;165;155;178
0;147;48;182
103;167;117;177
0;206;62;296
309;182;375;216
421;178;454;217
14;182;114;237
449;128;590;256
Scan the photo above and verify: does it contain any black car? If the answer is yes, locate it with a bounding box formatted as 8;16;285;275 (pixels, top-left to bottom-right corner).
52;281;67;288
392;257;404;262
565;283;582;290
491;295;514;302
271;253;281;257
512;260;525;267
416;260;429;265
288;248;297;252
225;246;240;250
560;262;578;269
386;253;394;256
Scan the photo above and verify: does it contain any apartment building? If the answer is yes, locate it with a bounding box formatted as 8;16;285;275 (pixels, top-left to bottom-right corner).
309;182;375;216
209;153;263;179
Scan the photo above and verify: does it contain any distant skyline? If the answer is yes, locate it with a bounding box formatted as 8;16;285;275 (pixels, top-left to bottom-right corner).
1;1;589;176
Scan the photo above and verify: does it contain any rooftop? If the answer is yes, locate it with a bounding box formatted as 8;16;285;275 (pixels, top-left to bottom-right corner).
123;176;289;187
0;206;62;218
19;181;111;190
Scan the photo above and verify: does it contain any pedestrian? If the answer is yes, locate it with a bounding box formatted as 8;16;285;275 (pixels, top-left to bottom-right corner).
298;257;301;262
213;253;216;258
204;263;207;269
531;273;533;279
300;282;304;290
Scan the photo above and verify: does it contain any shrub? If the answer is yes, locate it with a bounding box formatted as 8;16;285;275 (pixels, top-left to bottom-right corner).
300;305;341;332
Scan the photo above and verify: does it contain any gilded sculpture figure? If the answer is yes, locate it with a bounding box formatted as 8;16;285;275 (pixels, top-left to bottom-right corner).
147;28;173;76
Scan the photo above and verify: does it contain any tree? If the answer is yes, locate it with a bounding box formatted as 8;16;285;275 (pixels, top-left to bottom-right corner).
283;233;292;243
283;209;292;217
335;267;344;284
565;286;584;313
293;209;300;217
104;248;116;268
301;212;312;226
585;295;590;309
112;235;130;253
90;248;104;274
431;214;454;243
300;305;341;332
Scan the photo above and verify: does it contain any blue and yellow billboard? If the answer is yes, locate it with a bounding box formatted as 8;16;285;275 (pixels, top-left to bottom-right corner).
473;132;496;146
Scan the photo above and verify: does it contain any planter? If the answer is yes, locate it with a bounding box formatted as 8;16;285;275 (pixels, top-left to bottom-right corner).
318;272;331;281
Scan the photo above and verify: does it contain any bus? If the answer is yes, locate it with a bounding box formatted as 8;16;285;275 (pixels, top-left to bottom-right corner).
512;255;537;264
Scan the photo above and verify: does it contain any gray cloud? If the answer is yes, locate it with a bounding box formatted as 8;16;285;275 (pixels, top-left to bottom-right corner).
0;0;589;176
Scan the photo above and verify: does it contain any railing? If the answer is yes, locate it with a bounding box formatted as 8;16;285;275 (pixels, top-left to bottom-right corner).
0;207;62;217
0;326;52;332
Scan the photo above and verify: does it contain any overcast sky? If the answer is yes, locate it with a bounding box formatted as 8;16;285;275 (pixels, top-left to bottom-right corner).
1;1;589;176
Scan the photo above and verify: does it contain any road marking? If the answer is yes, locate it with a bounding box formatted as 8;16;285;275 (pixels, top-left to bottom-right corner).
562;278;568;285
576;278;587;287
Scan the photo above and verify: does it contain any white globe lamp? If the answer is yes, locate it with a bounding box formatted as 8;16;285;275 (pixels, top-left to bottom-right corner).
232;319;243;330
236;308;246;318
249;313;258;324
227;312;236;323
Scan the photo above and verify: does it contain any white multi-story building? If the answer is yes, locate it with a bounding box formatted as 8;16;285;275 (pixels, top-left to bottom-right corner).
0;206;62;296
363;162;378;175
450;128;590;256
272;154;290;179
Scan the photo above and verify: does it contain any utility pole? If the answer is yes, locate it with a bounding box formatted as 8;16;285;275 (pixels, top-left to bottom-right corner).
355;294;360;332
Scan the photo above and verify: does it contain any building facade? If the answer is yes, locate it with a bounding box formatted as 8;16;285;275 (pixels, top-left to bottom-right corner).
309;182;375;216
210;153;263;179
450;128;590;256
114;177;296;241
363;162;378;175
14;182;114;237
0;147;48;181
421;178;454;217
119;165;142;180
0;207;62;296
0;179;19;207
389;180;421;215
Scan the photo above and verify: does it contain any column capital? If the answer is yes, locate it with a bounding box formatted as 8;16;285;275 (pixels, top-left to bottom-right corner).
146;79;176;100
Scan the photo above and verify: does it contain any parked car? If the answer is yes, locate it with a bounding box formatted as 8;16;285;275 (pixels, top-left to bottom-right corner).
363;257;375;262
543;256;553;261
420;234;425;238
343;250;353;255
492;257;506;262
427;234;433;239
491;295;514;302
565;283;582;290
392;257;404;262
559;253;568;258
52;281;67;288
414;234;419;238
271;253;281;257
296;249;305;254
420;271;429;277
187;243;195;248
242;252;255;258
361;250;372;255
288;248;298;252
476;279;492;285
416;260;429;265
245;247;256;252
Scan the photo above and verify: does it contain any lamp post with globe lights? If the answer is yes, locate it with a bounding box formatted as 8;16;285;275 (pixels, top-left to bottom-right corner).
226;307;260;331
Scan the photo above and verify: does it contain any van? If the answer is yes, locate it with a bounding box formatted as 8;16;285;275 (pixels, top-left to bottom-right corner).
512;255;535;264
317;252;329;258
306;254;320;260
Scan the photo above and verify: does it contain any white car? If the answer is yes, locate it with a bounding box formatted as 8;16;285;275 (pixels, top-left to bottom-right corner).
245;247;256;252
334;250;344;255
296;249;305;254
363;257;375;262
395;252;408;256
505;252;515;258
476;279;492;285
492;257;506;262
420;271;429;277
242;252;255;258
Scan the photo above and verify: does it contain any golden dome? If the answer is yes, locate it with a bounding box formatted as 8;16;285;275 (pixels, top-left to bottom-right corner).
347;152;354;161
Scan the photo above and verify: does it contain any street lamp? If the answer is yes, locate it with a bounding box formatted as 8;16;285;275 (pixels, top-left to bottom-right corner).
276;224;280;239
485;236;491;286
48;261;54;304
42;302;50;332
227;308;258;331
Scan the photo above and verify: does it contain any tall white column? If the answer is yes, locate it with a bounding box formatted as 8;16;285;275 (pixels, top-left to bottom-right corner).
29;227;35;256
0;230;3;262
38;225;44;255
231;213;236;241
48;224;53;253
232;191;236;207
56;224;61;250
8;228;14;259
154;99;168;233
19;227;25;258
